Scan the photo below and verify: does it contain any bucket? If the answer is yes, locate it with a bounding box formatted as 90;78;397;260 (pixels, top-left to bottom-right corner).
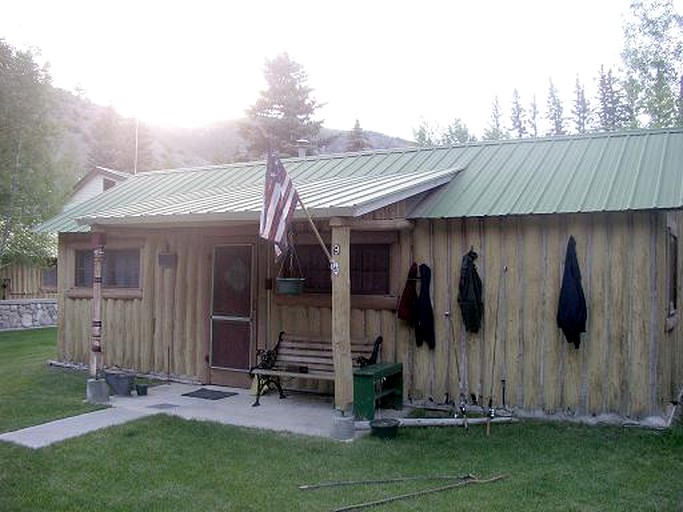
104;371;134;396
136;383;149;396
370;418;400;440
275;277;305;295
332;412;355;441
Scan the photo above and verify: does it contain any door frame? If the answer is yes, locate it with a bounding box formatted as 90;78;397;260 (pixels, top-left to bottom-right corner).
209;243;256;373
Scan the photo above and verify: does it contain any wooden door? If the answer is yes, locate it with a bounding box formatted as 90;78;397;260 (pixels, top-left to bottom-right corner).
211;245;253;371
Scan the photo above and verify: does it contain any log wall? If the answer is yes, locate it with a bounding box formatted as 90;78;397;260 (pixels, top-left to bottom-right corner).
269;211;683;418
58;229;257;382
57;208;683;419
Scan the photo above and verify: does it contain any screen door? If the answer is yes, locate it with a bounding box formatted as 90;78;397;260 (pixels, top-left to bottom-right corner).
211;245;253;370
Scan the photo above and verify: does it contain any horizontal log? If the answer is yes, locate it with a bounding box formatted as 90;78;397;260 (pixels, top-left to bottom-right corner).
274;294;398;311
354;417;518;430
66;288;143;300
329;218;414;231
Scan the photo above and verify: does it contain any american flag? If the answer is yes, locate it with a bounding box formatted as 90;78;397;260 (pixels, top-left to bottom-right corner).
259;152;299;257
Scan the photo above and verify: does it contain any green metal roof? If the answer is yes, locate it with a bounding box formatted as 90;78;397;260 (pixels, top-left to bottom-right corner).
73;168;458;228
38;128;683;233
411;128;683;218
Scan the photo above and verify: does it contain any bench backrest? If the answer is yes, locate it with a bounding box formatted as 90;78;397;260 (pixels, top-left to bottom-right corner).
273;332;374;376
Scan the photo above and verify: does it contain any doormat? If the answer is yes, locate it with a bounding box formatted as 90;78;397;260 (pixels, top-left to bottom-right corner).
182;388;238;400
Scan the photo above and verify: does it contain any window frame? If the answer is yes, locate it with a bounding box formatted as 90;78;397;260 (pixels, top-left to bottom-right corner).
68;240;143;300
41;261;58;292
272;229;399;311
290;243;391;296
666;213;679;331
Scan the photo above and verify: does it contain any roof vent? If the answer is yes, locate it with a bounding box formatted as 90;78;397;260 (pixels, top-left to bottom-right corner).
295;139;310;158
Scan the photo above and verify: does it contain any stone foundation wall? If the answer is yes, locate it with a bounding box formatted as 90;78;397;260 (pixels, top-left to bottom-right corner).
0;299;58;330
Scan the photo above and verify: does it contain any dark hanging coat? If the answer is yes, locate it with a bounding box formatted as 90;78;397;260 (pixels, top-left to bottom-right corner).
397;263;419;327
415;263;436;349
557;236;587;349
458;250;483;333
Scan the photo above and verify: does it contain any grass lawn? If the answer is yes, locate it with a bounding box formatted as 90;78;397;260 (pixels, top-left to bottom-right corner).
0;328;103;433
1;329;682;511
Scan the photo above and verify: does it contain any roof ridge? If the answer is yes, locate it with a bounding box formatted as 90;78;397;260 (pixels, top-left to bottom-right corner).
135;128;683;176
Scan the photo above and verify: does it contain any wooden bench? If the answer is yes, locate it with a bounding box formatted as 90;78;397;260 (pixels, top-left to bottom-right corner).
249;331;380;407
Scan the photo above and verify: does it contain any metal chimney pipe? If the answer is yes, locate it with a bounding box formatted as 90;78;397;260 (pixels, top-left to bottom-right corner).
295;139;310;158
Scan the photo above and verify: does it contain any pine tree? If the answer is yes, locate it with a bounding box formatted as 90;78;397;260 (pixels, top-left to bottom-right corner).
572;76;591;134
528;95;539;138
242;53;322;158
440;118;476;144
346;119;371;152
510;89;527;138
413;120;438;146
597;66;626;131
546;79;566;136
621;74;641;129
483;96;509;140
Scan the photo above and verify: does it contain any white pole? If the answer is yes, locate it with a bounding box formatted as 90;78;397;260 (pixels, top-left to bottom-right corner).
134;117;139;175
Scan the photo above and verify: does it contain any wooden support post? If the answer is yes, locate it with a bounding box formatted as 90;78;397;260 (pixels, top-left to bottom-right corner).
90;231;105;378
331;222;353;412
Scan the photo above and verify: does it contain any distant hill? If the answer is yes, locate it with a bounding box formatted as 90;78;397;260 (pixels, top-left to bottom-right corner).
51;88;415;184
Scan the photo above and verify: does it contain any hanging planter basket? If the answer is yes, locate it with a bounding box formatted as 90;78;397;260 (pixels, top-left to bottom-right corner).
275;277;306;295
275;233;305;295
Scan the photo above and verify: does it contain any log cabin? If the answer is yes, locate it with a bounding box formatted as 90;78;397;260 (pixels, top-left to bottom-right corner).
38;128;683;421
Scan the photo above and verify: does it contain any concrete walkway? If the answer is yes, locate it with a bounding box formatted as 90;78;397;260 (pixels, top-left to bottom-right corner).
0;408;156;449
0;382;347;449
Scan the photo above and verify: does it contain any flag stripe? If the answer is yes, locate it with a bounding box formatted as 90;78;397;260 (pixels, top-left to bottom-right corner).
259;153;299;256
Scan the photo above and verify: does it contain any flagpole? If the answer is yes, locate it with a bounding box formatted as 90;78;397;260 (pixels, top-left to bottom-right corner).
297;196;333;263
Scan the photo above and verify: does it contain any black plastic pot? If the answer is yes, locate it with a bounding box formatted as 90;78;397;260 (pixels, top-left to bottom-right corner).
370;418;400;440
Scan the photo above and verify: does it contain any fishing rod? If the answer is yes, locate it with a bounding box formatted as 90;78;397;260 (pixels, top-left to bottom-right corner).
446;310;468;428
486;264;507;437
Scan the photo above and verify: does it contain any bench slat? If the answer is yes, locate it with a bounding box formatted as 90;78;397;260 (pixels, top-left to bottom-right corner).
252;332;379;386
251;368;335;380
278;341;372;353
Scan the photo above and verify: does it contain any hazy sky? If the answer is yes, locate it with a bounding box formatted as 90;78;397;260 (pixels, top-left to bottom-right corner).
0;0;661;140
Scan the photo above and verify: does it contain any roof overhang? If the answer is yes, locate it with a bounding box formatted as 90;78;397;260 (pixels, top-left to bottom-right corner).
75;167;461;228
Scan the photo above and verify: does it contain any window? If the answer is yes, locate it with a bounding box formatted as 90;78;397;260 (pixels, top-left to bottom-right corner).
74;248;140;288
668;227;678;317
41;264;57;290
103;249;140;288
295;244;390;295
75;250;93;287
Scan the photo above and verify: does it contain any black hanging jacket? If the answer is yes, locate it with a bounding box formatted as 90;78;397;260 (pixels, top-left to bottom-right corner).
458;250;483;333
415;263;436;349
557;236;587;349
397;263;419;327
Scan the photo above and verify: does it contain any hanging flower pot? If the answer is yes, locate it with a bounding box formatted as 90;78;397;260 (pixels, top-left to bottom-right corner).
275;277;306;295
275;232;305;295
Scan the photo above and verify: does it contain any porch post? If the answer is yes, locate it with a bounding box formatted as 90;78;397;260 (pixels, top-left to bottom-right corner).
86;230;109;404
90;231;104;378
331;221;353;412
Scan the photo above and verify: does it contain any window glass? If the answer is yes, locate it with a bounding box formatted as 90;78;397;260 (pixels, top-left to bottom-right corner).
668;229;678;316
295;244;390;295
42;264;57;289
103;249;140;288
75;250;94;287
75;248;140;288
